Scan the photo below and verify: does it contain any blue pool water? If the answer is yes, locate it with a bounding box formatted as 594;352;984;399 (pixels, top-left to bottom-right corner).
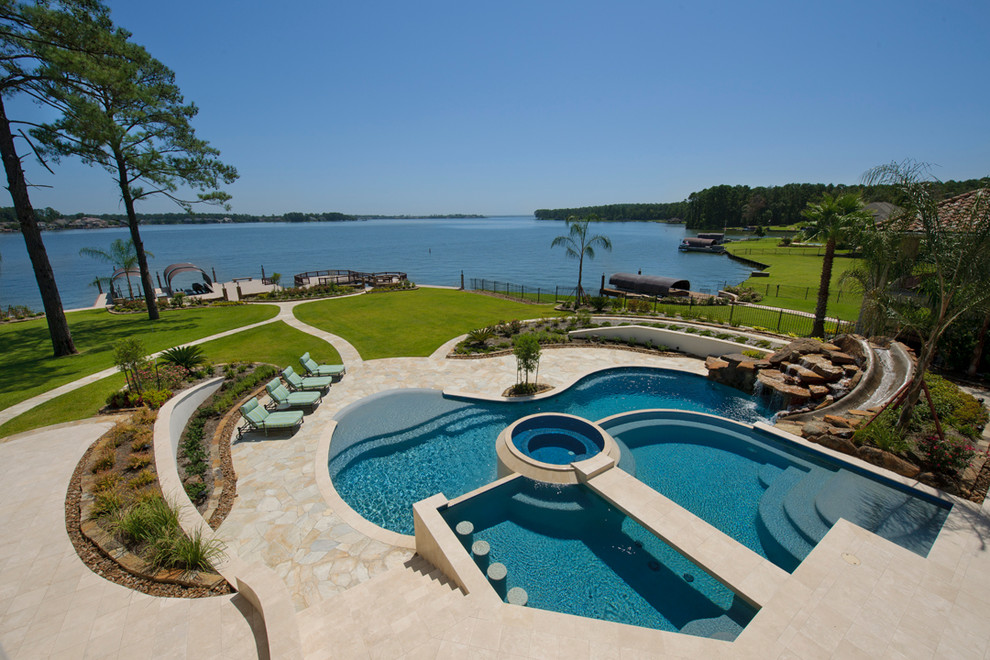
441;478;756;638
601;411;952;572
511;414;605;465
329;368;774;534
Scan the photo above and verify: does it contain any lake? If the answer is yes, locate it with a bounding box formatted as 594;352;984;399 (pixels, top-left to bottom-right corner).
0;217;753;310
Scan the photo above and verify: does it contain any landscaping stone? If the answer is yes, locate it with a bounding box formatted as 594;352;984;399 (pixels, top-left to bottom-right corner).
815;434;858;456
808;384;829;398
824;414;853;429
802;421;828;438
768;338;829;366
800;354;846;381
828;426;855;440
787;363;828;385
857;446;922;479
823;348;856;365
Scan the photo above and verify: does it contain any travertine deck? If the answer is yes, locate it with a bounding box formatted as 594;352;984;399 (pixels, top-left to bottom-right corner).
0;421;264;659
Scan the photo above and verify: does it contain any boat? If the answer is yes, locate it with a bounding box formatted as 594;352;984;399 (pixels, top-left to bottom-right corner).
678;237;726;253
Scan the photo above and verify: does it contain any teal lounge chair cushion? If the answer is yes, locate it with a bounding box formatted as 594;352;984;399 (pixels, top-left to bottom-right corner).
266;378;321;410
239;396;303;435
300;352;346;377
282;365;332;391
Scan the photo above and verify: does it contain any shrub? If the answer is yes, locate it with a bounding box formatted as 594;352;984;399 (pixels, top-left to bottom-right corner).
588;296;609;312
853;410;910;454
467;326;495;346
92;487;126;518
185;481;208;502
742;349;767;359
113;495;179;544
141;389;173;410
130;469;157;489
170;292;186;308
94;473;123;493
92;447;116;473
135;362;186;391
160;345;206;371
628;299;651;314
165;527;226;571
918;434;975;476
128;453;152;470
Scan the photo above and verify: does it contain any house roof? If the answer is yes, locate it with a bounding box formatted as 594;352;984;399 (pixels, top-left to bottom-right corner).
899;188;989;233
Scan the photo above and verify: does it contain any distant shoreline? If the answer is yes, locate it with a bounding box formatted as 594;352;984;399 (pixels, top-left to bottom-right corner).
0;214;498;233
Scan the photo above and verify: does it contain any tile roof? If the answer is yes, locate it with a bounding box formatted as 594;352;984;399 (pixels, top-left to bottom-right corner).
899;188;989;233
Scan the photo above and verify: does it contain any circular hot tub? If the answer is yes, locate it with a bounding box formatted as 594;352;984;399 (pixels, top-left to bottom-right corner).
511;414;605;464
496;413;620;484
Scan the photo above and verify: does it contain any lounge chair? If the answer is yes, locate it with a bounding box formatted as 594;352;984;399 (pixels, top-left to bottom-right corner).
282;365;332;392
265;377;321;411
300;352;346;379
238;397;303;437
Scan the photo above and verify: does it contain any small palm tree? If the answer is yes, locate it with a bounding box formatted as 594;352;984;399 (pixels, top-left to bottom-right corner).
801;194;873;337
80;238;152;300
551;214;612;305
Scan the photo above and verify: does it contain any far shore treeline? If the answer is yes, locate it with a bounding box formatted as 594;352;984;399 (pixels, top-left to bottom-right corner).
536;177;987;229
0;210;486;231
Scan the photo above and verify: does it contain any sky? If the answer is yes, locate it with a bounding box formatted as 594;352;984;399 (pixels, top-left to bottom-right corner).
9;0;990;216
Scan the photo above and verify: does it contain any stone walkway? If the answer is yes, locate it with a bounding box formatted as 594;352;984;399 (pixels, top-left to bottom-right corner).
0;421;264;659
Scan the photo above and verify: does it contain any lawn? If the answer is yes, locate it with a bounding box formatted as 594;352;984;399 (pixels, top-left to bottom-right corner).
0;319;342;439
196;321;342;369
294;288;563;359
725;238;863;320
0;304;278;412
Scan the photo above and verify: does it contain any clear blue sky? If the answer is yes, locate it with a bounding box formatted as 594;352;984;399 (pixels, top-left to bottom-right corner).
12;0;990;216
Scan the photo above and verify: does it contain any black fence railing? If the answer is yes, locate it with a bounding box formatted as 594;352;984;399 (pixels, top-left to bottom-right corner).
723;281;857;304
470;277;853;339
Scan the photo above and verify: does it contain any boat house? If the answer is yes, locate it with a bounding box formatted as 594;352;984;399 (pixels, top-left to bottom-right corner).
604;273;690;298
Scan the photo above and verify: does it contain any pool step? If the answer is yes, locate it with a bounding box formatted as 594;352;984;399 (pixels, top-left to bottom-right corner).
756;467;813;571
757;463;783;488
781;467;834;545
815;471;948;556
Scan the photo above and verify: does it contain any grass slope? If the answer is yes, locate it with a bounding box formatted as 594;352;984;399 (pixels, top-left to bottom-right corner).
0;304;278;412
0;319;343;439
294;288;563;359
725;238;863;320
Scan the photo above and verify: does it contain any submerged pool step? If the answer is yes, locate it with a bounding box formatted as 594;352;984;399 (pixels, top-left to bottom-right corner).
781;467;834;545
757;463;784;488
756;467;814;570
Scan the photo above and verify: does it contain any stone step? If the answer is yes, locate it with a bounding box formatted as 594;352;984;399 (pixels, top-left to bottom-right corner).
781;467;834;545
756;466;814;572
815;470;949;556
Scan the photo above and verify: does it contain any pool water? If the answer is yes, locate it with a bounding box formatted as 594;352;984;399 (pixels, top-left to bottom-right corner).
441;478;756;639
330;368;774;534
602;411;952;572
510;414;606;465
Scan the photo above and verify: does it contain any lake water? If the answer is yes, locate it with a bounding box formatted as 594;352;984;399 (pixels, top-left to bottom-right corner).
0;217;752;310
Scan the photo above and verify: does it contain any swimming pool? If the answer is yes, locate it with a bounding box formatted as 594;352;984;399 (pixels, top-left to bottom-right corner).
441;477;757;638
600;410;952;572
329;367;775;534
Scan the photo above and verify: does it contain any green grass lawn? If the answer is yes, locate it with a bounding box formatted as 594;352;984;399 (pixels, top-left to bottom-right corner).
294;288;563;359
0;304;278;412
196;320;342;368
0;319;343;440
726;238;863;320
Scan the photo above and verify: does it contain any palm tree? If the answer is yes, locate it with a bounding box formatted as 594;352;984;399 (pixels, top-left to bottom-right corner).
551;214;612;305
80;238;151;300
800;193;874;337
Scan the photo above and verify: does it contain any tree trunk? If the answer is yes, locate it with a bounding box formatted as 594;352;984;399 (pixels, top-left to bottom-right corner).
0;96;77;356
896;337;938;431
812;239;835;338
967;309;990;378
114;153;158;320
576;254;585;304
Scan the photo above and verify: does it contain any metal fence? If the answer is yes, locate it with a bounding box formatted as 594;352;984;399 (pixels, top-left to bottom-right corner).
723;281;857;304
469;277;853;339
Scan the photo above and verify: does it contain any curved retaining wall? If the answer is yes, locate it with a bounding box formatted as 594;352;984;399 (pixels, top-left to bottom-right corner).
154;378;303;659
569;324;787;358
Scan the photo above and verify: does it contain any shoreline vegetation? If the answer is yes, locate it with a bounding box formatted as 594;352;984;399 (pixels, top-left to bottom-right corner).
0;211;489;232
